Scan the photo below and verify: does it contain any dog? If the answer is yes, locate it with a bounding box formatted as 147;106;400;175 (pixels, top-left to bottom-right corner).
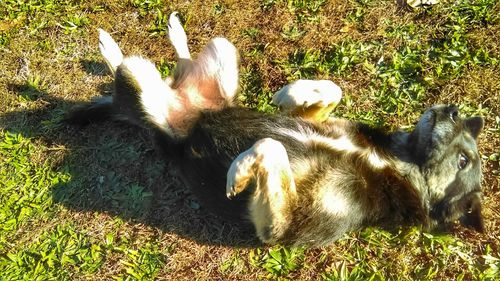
66;13;485;246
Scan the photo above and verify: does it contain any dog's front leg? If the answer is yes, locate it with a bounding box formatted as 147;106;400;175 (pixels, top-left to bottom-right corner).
272;79;342;123
226;138;297;243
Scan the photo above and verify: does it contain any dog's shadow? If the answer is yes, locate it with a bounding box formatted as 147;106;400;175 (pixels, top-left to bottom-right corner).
1;62;260;248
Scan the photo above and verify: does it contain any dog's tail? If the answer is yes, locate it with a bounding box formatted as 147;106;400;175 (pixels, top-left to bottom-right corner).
65;96;115;125
66;13;239;139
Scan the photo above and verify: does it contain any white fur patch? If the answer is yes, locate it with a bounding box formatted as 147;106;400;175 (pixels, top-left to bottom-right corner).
279;127;359;154
320;188;348;216
279;127;387;169
322;135;359;153
272;79;342;110
168;12;190;59
121;56;179;134
366;151;388;169
98;29;123;73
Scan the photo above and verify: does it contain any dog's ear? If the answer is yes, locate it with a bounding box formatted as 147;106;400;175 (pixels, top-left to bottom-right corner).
459;193;485;233
464;116;484;139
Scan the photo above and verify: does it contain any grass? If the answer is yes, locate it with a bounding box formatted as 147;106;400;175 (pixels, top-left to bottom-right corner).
0;0;499;279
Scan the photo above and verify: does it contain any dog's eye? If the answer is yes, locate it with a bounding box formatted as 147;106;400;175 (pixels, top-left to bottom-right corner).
450;109;459;123
458;154;469;170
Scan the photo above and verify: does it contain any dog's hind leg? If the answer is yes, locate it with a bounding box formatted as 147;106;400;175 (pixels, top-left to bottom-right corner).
167;11;239;107
272;80;342;123
112;56;183;133
98;29;124;75
172;37;239;108
168;12;190;60
226;138;297;243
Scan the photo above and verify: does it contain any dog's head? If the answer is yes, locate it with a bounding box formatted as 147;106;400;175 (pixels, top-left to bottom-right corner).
409;105;484;232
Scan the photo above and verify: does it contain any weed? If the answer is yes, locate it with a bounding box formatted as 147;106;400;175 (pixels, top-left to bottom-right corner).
281;24;306;41
1;0;56;20
279;49;325;80
239;66;276;113
321;260;385;281
277;40;375;80
373;46;428;114
479;245;500;280
243;27;261;38
157;59;175;78
149;9;169;37
448;0;498;27
263;0;327;42
0;131;70;243
1;224;105;279
250;246;305;277
15;74;48;102
0;32;10;46
326;40;377;75
131;0;164;15
220;251;245;274
213;3;227;16
1;0;82;34
115;243;166;280
287;0;327;23
57;13;90;34
345;0;373;24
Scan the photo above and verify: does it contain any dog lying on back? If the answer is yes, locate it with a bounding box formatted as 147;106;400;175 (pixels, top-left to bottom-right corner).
67;13;485;246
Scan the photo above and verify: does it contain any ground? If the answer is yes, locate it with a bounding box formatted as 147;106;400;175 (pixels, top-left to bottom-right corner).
0;0;498;280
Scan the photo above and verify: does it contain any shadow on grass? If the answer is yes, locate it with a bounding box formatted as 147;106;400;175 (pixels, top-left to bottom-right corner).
1;77;260;248
80;60;109;77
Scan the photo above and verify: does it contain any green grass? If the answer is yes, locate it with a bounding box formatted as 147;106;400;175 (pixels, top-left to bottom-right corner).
0;0;499;280
0;132;70;237
3;224;104;279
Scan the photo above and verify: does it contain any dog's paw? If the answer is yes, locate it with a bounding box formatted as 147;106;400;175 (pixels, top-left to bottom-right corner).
98;29;123;73
226;147;259;199
168;12;190;59
226;138;288;199
272;79;342;112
